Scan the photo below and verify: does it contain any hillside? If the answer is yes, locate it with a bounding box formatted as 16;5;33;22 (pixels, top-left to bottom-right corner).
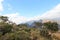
0;16;59;40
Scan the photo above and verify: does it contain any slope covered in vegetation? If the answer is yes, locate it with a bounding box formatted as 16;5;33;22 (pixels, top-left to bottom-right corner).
0;16;59;40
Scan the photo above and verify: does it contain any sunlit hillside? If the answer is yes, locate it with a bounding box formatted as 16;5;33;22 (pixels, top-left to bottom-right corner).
0;16;59;40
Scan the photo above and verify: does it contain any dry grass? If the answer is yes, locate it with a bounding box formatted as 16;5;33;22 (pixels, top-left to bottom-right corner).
52;32;60;40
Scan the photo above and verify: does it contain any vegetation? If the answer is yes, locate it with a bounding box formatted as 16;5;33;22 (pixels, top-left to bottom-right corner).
43;22;58;32
0;16;59;40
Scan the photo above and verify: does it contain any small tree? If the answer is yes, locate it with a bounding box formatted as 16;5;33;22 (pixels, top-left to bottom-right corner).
0;16;8;22
40;29;52;40
0;23;12;35
33;22;42;28
43;22;58;32
15;31;31;40
40;29;49;37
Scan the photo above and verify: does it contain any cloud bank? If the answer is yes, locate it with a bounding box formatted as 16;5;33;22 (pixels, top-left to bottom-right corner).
3;13;27;24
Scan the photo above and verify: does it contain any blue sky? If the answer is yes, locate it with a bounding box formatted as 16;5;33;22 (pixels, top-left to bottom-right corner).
0;0;60;24
2;0;60;17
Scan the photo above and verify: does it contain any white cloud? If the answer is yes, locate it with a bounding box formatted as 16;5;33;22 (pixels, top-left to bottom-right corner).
27;16;41;21
0;0;4;11
2;12;41;24
3;13;27;24
40;4;60;19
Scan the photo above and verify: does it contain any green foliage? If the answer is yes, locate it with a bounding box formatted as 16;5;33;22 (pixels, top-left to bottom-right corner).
33;22;42;28
40;29;49;37
0;16;59;40
43;22;58;32
1;31;31;40
2;23;12;35
0;22;12;35
15;31;31;40
40;29;53;40
0;33;15;40
0;16;8;22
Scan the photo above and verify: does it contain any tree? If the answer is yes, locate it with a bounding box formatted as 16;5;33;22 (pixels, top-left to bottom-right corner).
14;31;31;40
0;16;8;22
0;33;15;40
40;29;48;37
18;23;28;29
33;22;42;28
0;23;12;35
43;22;58;32
40;29;53;40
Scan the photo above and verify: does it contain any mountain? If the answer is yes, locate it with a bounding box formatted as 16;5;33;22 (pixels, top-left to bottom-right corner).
26;20;42;27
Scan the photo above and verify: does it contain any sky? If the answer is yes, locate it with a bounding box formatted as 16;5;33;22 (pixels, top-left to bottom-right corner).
0;0;60;24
